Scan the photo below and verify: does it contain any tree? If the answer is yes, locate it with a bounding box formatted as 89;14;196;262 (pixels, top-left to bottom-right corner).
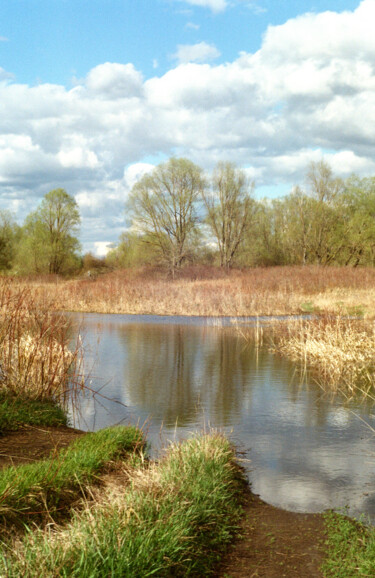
336;175;375;266
16;189;81;275
202;162;256;268
105;231;160;269
0;211;20;271
304;160;344;264
128;158;205;275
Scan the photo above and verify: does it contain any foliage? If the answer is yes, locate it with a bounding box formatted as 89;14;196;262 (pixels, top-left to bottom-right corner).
15;188;81;275
0;211;20;272
105;232;160;269
4;159;375;273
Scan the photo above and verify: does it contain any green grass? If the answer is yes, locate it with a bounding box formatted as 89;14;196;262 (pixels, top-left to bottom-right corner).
0;425;144;524
323;511;375;576
0;433;244;577
0;394;67;434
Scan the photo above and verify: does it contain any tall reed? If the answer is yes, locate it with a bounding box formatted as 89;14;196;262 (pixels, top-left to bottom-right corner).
0;279;83;405
268;315;375;397
24;265;375;318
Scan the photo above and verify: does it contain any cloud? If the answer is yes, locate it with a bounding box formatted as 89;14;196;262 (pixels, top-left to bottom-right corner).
0;67;14;82
186;21;200;30
84;62;143;99
172;42;221;63
93;241;112;257
175;0;228;12
2;0;375;252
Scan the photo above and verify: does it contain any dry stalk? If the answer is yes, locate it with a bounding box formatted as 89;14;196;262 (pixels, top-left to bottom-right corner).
0;279;83;405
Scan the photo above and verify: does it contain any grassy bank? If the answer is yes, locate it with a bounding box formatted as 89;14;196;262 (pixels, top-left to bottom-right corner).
0;426;144;527
324;511;375;576
16;265;375;318
0;395;67;434
0;432;244;577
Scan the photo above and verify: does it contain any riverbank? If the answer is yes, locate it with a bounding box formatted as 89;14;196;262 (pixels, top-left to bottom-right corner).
2;413;375;576
0;423;326;577
2;269;375;575
0;423;245;576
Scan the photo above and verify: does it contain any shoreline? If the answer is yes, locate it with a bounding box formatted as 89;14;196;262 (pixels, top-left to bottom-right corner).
0;424;328;576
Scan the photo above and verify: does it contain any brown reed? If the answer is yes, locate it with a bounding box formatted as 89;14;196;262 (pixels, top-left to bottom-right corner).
267;315;375;398
0;279;83;404
17;265;375;318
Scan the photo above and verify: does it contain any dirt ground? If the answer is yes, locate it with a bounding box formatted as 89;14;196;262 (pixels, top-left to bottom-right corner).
0;427;327;577
216;489;326;578
0;425;85;469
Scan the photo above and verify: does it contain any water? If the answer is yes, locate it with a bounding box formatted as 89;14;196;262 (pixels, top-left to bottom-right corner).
69;312;375;521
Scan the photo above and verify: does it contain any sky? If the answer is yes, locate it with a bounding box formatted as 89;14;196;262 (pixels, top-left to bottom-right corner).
0;0;373;255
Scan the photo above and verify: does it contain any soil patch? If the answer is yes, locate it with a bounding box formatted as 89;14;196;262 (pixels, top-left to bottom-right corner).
216;490;326;578
0;425;85;469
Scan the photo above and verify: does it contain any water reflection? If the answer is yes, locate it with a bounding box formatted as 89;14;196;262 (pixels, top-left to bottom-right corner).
70;313;375;521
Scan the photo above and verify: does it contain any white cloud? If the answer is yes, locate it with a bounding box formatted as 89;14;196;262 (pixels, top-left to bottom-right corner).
2;0;375;251
176;0;228;13
123;163;155;189
172;42;221;64
93;241;112;257
84;62;143;99
186;21;200;30
0;67;14;82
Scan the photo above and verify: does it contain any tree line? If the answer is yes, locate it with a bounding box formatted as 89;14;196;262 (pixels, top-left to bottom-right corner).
2;157;375;276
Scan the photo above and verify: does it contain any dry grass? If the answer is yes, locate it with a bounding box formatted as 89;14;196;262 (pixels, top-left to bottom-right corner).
16;265;375;318
0;279;82;403
266;315;375;398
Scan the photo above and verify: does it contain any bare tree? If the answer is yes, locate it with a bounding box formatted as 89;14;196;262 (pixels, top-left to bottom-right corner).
305;160;344;264
128;158;205;275
203;162;255;268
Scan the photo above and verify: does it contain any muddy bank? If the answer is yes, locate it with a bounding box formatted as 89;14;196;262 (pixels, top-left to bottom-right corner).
0;425;85;469
216;488;326;577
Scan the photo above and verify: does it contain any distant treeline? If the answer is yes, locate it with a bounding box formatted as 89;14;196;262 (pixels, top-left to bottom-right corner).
2;158;375;276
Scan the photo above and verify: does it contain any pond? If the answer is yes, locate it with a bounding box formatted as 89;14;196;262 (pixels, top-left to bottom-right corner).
69;312;375;522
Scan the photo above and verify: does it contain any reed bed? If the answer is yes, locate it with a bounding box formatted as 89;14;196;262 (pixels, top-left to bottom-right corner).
19;265;375;318
0;279;82;405
0;432;244;577
264;315;375;397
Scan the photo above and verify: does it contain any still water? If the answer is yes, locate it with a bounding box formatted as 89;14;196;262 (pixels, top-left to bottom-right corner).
69;312;375;521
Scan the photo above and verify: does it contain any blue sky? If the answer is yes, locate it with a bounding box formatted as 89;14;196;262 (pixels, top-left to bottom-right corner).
1;0;359;85
0;0;373;254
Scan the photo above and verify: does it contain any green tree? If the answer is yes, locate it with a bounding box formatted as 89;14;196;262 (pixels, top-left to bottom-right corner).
16;189;81;275
106;231;160;269
128;158;205;275
203;162;256;268
304;160;343;264
0;211;20;271
336;176;375;266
